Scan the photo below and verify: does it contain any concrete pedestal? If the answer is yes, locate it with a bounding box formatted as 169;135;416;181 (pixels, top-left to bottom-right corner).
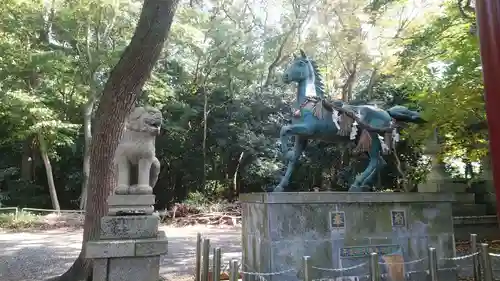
240;192;457;281
86;194;168;281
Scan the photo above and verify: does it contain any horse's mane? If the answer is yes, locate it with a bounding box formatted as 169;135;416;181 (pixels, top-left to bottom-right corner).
309;59;326;97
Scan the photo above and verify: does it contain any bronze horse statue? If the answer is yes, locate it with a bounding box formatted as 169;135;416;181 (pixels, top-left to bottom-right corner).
274;50;425;192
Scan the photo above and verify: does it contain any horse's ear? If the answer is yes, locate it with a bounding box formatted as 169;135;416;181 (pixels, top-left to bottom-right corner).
292;53;297;59
300;49;306;58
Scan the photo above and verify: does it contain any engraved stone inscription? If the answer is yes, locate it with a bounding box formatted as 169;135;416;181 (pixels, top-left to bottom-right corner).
329;211;346;229
339;244;401;258
390;210;406;227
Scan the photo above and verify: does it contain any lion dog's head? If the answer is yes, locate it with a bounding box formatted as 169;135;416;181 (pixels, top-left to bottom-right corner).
126;106;163;135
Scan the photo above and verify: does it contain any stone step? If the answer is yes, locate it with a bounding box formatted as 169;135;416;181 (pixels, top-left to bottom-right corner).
473;193;497;215
454;193;475;204
475;193;497;204
452;203;487;216
452;215;499;240
453;215;497;225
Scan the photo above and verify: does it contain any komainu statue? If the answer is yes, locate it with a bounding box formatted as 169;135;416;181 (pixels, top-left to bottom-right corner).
114;106;163;195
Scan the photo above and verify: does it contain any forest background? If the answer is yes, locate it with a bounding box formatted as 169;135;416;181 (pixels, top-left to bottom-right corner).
0;0;485;211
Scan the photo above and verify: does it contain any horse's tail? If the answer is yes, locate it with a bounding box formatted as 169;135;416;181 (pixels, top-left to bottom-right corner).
392;145;410;191
387;106;426;124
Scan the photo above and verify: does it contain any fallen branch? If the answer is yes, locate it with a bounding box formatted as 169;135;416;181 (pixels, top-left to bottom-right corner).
166;212;242;227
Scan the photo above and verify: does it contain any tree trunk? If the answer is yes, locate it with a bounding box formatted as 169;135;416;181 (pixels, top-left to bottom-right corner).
341;61;359;102
263;30;293;88
232;152;245;199
21;135;34;181
366;68;378;100
79;99;95;210
202;87;208;189
38;133;61;211
46;1;180;280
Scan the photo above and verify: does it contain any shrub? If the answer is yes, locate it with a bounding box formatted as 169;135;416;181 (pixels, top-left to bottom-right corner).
183;191;229;213
0;211;41;229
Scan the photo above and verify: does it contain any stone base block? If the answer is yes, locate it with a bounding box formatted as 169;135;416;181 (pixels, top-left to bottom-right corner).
108;194;155;215
115;184;153;195
454;193;475;204
452;203;487;216
484;193;498;203
86;237;168;258
100;215;159;239
476;192;498;204
418;180;467;193
92;256;161;281
473;179;495;194
240;192;456;281
93;259;108;281
109;256;160;281
475;193;497;215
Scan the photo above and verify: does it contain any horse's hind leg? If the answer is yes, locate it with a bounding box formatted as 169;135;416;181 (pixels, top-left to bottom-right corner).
349;133;386;192
358;156;387;191
274;137;308;192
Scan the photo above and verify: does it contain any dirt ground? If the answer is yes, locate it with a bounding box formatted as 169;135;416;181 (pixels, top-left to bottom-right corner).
0;225;242;281
3;224;500;281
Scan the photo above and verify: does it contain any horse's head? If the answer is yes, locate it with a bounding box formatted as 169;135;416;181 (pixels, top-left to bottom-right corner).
283;49;314;84
387;105;426;124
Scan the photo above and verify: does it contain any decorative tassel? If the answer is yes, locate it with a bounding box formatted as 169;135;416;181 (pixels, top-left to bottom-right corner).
384;132;393;154
354;129;372;153
313;102;323;120
331;109;340;130
392;128;400;147
379;134;390;155
349;122;358;140
293;109;301;118
339;114;354;136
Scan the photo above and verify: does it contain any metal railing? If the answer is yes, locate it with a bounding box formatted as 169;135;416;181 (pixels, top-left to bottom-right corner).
194;232;498;281
20;208;85;215
0;207;85;220
0;207;19;218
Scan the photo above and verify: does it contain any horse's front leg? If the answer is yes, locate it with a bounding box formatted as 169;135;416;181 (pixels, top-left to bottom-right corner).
279;124;313;159
274;137;308;192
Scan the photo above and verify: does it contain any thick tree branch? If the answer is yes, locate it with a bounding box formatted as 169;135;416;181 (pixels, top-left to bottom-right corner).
458;0;475;19
263;30;294;87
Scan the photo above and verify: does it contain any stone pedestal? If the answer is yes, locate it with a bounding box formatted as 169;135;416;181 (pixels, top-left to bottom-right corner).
86;194;168;281
240;192;456;281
